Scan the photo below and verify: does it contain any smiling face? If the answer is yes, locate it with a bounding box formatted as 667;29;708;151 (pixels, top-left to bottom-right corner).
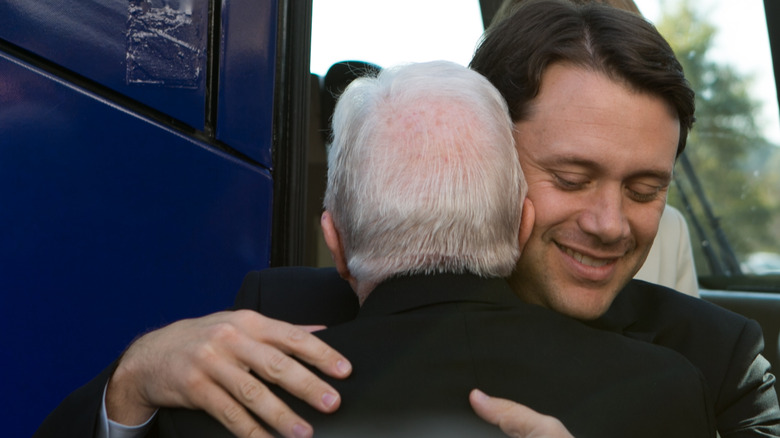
510;63;680;320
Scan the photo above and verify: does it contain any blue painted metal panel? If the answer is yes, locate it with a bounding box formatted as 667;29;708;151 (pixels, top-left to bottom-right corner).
216;0;277;166
0;52;273;437
0;0;208;129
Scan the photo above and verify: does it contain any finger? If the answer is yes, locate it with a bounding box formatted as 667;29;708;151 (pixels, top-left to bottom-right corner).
236;339;343;413
269;322;352;379
297;325;328;333
238;311;352;379
469;389;573;438
211;361;314;438
195;379;277;438
469;389;520;429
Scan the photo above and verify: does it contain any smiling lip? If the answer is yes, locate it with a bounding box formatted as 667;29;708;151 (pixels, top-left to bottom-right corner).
558;244;616;268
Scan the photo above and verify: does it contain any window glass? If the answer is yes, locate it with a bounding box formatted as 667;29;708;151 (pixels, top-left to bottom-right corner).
636;0;780;281
310;0;484;75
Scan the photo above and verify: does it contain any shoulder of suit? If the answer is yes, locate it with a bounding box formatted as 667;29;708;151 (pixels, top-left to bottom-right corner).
622;279;750;327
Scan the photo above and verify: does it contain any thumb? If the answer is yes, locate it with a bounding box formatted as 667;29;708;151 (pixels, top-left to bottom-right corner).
469;389;574;438
470;389;529;435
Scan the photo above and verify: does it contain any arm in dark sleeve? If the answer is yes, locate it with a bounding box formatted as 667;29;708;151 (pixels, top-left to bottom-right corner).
34;267;355;438
590;281;780;437
33;362;119;438
233;267;359;326
716;318;780;438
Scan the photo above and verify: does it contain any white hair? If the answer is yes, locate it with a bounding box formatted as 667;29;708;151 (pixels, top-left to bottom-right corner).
324;60;526;287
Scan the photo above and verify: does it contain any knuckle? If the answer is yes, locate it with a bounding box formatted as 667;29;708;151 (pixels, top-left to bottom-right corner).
262;403;302;437
239;379;266;402
233;309;259;326
191;343;219;366
247;426;270;438
274;411;293;434
263;350;292;382
222;402;244;424
213;400;271;438
208;321;240;344
298;375;321;398
179;368;207;394
285;325;307;343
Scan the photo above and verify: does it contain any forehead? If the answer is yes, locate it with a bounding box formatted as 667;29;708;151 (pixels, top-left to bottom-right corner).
517;64;679;176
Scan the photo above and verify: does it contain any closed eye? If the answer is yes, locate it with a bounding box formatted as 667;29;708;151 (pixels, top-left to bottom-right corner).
627;184;665;203
552;172;588;191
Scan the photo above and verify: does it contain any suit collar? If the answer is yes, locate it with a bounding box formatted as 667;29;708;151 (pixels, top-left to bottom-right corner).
358;273;520;318
357;275;659;341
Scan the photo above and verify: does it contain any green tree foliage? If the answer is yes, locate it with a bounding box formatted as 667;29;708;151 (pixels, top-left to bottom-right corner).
654;0;780;274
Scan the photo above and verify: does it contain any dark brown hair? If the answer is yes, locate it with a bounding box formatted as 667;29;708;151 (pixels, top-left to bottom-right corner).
470;0;695;156
492;0;641;26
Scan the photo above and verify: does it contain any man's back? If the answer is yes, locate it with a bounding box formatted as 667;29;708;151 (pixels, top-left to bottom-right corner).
159;273;714;437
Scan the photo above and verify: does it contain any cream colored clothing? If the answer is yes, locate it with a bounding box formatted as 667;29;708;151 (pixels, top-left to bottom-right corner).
635;205;699;297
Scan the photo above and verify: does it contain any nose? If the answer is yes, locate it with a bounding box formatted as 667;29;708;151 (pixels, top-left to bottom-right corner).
577;185;630;244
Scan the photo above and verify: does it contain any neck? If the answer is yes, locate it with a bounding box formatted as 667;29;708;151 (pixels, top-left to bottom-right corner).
353;280;377;306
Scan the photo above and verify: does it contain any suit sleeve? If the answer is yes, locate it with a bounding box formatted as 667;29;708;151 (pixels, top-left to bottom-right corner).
33;362;120;438
715;318;780;437
233;270;262;310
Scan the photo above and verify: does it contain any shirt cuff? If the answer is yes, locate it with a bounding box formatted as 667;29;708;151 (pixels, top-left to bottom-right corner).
98;382;157;438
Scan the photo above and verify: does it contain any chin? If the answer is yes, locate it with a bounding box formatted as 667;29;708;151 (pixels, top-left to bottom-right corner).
551;292;616;321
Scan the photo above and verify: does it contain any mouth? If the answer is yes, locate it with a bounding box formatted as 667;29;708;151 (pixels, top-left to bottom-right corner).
557;244;616;268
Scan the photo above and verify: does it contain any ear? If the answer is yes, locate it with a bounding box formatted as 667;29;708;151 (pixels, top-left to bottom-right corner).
518;198;535;253
321;211;354;283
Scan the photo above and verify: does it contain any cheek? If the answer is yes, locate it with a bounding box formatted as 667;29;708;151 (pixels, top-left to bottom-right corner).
526;189;562;233
525;181;585;231
628;204;665;245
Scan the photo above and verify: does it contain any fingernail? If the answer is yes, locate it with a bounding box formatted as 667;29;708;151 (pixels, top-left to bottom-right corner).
292;423;312;438
337;359;352;375
322;391;339;409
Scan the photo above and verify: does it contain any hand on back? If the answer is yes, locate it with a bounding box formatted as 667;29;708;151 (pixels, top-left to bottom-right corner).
105;310;352;438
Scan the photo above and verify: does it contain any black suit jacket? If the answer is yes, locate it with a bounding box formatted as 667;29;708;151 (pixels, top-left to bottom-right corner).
234;267;780;437
158;273;715;437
